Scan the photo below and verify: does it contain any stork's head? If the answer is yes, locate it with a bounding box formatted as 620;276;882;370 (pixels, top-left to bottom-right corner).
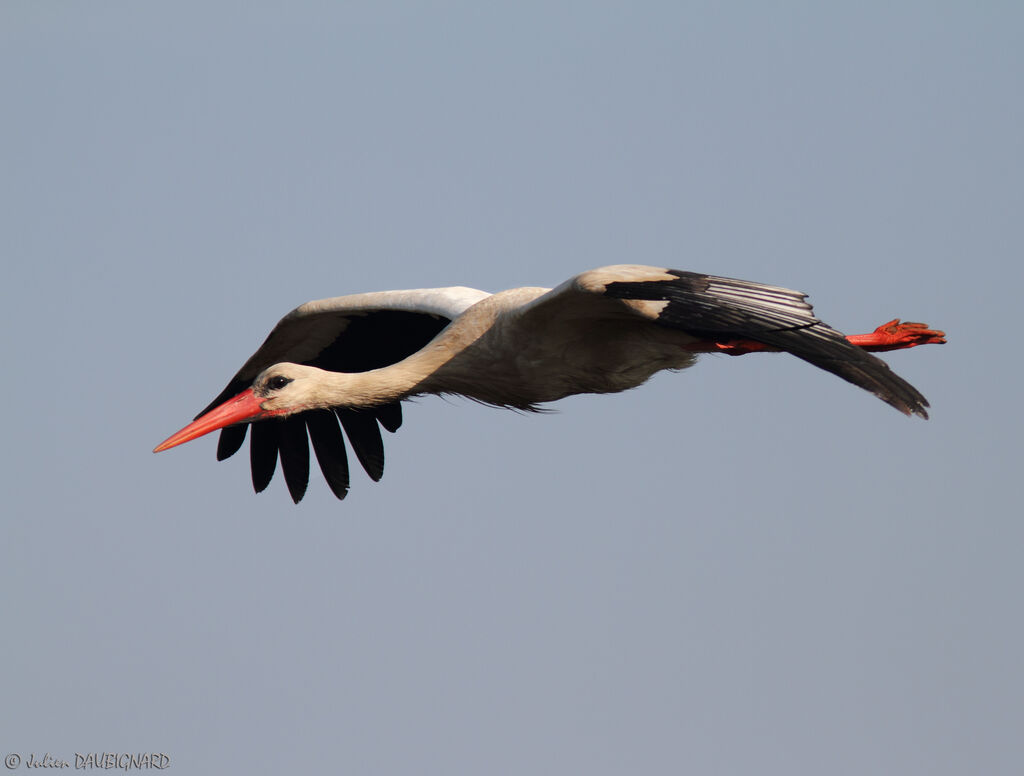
153;362;327;453
248;362;328;416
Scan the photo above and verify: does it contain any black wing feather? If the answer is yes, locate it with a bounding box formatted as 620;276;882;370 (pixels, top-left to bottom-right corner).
374;402;403;433
306;410;351;500
216;424;247;461
277;417;311;504
249;421;279;494
337;410;386;482
604;270;930;417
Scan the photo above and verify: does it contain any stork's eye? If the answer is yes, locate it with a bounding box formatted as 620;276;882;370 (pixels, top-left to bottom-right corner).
267;376;293;391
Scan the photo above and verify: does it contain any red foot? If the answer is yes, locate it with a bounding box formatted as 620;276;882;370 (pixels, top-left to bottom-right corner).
846;319;947;352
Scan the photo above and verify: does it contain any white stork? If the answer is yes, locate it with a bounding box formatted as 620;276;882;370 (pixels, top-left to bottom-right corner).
154;265;945;502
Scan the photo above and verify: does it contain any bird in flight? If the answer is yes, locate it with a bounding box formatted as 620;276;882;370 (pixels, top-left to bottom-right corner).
154;265;945;503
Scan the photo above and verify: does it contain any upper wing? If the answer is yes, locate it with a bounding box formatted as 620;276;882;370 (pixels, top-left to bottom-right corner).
198;286;491;503
549;265;932;417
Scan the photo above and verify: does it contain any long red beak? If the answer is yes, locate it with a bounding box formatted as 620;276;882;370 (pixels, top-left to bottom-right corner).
153;388;266;453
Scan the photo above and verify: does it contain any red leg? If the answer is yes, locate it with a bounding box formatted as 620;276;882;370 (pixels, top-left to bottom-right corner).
681;339;779;356
685;319;946;356
710;340;776;355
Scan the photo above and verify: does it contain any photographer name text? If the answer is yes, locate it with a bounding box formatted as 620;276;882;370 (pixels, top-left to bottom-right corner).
4;753;170;771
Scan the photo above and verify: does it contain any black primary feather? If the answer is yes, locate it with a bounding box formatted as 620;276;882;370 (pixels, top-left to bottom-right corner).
374;402;403;433
306;410;351;500
337;410;386;482
277;417;311;504
249;421;279;494
216;424;247;461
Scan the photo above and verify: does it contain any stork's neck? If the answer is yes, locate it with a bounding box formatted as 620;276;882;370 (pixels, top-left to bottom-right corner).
315;342;453;409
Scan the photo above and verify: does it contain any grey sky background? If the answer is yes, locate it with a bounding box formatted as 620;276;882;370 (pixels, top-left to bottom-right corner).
2;3;1021;774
